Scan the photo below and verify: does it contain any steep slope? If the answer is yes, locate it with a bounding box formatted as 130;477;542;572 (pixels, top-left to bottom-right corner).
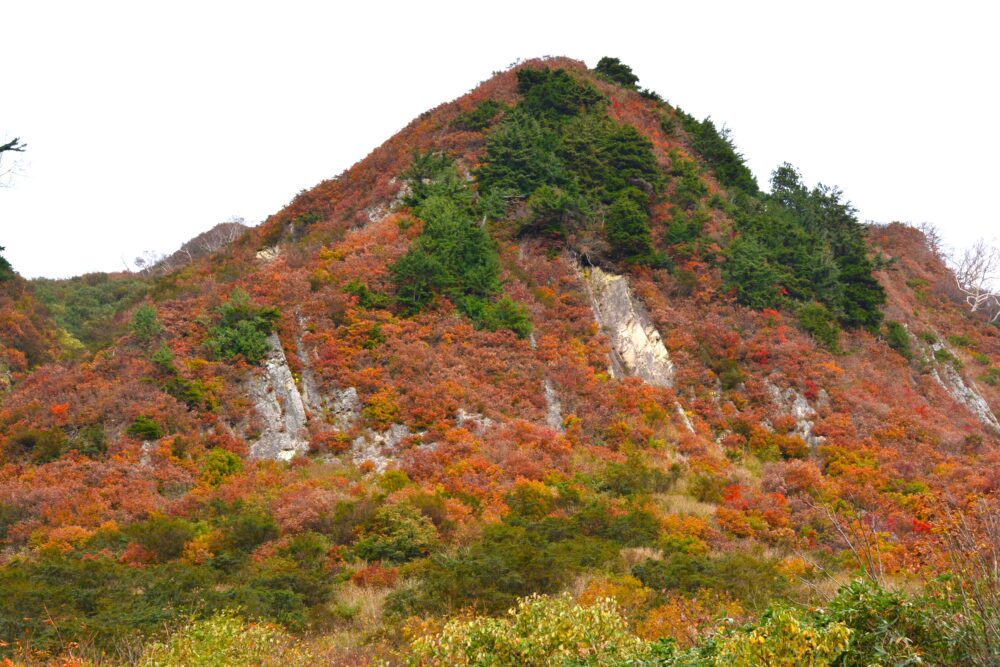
1;57;998;663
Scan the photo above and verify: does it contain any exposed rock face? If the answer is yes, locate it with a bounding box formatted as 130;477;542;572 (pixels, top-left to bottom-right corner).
255;246;280;262
248;333;310;461
909;332;1000;434
578;264;674;387
529;331;564;432
351;424;412;472
456;409;496;435
675;402;696;434
295;321;361;432
766;380;825;452
930;345;1000;433
544;379;564;432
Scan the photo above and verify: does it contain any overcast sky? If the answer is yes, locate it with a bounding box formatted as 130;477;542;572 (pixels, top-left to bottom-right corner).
2;0;998;279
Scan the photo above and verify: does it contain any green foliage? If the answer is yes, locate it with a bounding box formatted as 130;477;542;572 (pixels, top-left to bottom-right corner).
6;428;66;463
0;245;13;281
606;190;655;261
478;69;662;266
822;579;942;667
354;503;439;564
981;367;1000;387
515;67;604;123
885;320;912;359
205;288;280;364
523;184;583;237
131;303;161;342
476;109;566;197
670;153;709;210
126;515;197;562
451;99;505;131
677;110;759;195
343;278;390;309
632;551;789;609
201;448;242;487
797;302;840;351
722;164;885;329
127;415;164;440
462;295;534;339
596;454;679;496
934;347;963;370
392;153;531;337
71;423;107;459
712;605;851;666
32;273;150;351
138;609;314;667
594;56;640;88
409;593;650;666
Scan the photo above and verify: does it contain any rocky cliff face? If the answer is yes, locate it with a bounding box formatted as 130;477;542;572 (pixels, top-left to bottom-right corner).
578;264;675;388
247;333;310;460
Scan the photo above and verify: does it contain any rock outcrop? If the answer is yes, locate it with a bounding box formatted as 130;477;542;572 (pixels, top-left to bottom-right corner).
766;380;826;452
578;264;674;388
248;333;310;460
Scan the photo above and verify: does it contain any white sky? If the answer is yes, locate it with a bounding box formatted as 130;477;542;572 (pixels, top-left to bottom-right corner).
2;0;998;279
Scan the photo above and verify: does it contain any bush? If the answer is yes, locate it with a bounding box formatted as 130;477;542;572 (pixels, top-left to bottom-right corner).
131;303;161;341
6;428;66;463
409;593;650;666
138;609;314;667
354;504;439;564
594;56;640;88
515;67;604;123
201;448;242;486
451;99;505;131
606;190;654;261
798;302;840;351
713;605;850;667
205;288;280;365
885;320;912;359
127;415;164;440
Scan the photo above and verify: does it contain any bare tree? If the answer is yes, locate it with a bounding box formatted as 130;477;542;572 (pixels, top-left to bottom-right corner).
917;221;944;260
0;137;27;187
951;239;1000;322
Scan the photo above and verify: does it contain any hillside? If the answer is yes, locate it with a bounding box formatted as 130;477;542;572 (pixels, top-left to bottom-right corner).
1;57;999;666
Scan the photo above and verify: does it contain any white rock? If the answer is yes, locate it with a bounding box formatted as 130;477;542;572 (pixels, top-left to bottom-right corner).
578;264;674;387
248;333;310;460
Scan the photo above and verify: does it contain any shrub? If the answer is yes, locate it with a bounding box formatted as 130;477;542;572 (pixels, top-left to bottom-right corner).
451;99;505;131
712;605;850;667
131;303;161;341
885;320;912;359
515;67;604;123
409;593;650;666
594;56;640;88
205;288;280;365
354;504;439;564
201;448;242;486
798;302;840;351
127;515;198;562
7;428;66;463
138;609;314;667
606;191;654;261
127;415;164;440
677;110;759;195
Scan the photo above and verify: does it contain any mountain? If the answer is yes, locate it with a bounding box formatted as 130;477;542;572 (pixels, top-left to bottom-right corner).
1;56;998;666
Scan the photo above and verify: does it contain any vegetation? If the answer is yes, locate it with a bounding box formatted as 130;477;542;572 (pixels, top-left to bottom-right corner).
205;288;280;364
0;58;997;667
723;164;886;333
391;151;531;337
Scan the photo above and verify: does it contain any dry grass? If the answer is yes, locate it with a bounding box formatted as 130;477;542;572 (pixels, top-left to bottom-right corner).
654;491;716;518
